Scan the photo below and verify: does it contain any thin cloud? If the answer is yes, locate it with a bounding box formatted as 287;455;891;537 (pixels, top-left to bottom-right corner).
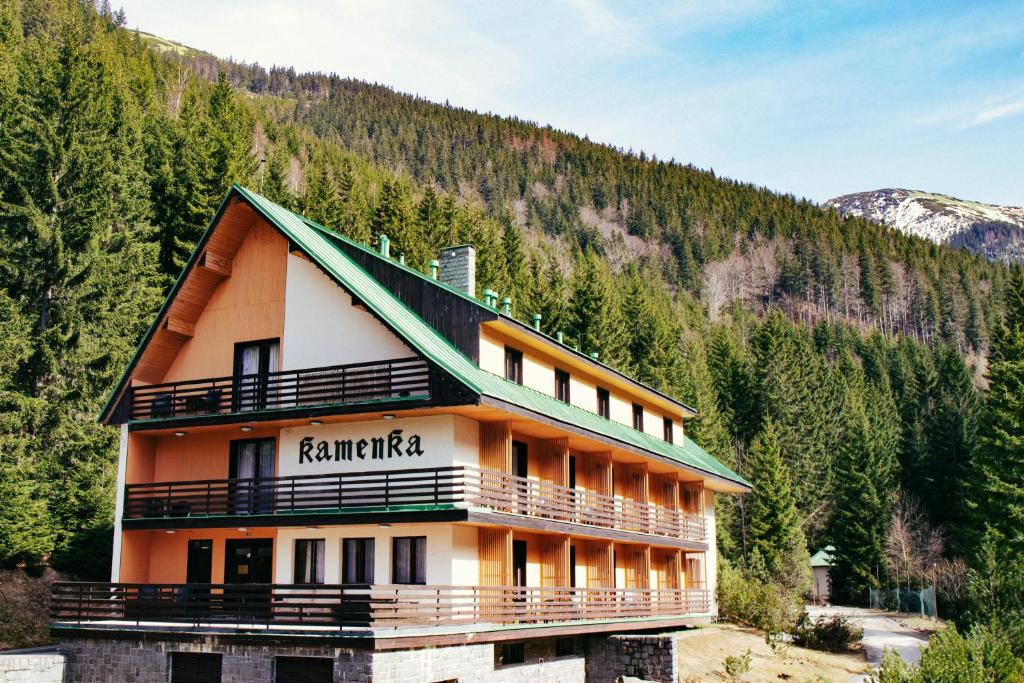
966;96;1024;128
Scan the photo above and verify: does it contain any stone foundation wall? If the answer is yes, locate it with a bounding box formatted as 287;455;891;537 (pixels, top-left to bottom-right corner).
584;633;678;683
0;649;65;683
60;634;586;683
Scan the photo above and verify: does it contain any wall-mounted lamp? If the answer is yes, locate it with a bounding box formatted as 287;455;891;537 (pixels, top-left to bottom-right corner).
173;431;186;437
310;420;323;426
240;425;253;432
164;530;176;535
382;414;396;420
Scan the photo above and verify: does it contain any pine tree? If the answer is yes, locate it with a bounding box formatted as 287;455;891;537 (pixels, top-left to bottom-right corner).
565;250;631;370
828;358;893;604
970;267;1024;553
746;417;811;587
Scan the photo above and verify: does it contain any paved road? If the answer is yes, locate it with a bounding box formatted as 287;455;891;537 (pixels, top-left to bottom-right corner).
806;605;931;678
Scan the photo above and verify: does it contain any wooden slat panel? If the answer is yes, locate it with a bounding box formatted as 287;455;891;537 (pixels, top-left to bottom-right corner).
479;421;512;473
479;527;511;586
541;535;570;588
539;438;569;487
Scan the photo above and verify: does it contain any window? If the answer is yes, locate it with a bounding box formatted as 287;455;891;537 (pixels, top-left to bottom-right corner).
632;403;644;431
233;338;280;411
342;538;375;584
392;536;427;584
504;347;523;384
275;657;333;683
293;539;325;585
555;638;576;657
170;653;222;683
497;642;525;666
663;416;674;444
555;369;570;403
597;387;610;418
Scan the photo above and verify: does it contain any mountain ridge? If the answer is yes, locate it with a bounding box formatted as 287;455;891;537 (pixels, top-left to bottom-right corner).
826;188;1024;263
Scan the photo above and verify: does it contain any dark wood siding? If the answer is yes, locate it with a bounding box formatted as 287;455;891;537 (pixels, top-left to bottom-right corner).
334;241;496;362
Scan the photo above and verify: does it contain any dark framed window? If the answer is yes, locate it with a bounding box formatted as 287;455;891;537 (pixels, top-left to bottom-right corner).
275;657;333;683
663;416;674;444
342;538;375;584
293;539;325;585
497;642;525;666
555;637;576;657
233;338;280;412
392;536;427;584
170;652;222;683
504;346;523;384
597;387;610;418
555;369;570;403
632;403;644;431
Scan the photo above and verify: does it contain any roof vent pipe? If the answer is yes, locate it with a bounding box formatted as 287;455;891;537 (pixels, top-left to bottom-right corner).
379;235;390;258
590;352;600;360
531;313;542;331
398;253;405;265
501;297;512;315
429;260;440;279
556;332;563;343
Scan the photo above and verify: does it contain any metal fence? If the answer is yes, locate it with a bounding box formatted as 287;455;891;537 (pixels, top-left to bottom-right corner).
869;586;937;617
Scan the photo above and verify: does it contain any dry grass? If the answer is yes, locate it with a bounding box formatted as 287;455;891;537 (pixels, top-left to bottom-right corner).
891;613;946;634
674;624;869;682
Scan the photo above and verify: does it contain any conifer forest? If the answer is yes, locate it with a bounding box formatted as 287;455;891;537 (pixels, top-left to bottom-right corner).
0;0;1022;662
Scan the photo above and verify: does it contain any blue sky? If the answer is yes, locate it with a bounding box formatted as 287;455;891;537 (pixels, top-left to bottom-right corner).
120;0;1024;206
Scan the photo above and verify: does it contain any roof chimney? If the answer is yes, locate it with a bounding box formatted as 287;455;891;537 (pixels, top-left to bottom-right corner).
428;260;440;279
379;235;390;258
439;245;476;296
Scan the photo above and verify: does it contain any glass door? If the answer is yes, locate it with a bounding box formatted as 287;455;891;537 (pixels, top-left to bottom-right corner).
233;339;280;412
230;439;275;515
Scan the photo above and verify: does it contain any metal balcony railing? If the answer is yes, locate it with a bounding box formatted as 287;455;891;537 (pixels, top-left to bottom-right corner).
123;466;707;542
129;357;430;421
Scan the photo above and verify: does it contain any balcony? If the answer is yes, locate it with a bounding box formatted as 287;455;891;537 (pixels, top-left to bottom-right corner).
123;466;707;542
127;357;430;422
51;582;711;634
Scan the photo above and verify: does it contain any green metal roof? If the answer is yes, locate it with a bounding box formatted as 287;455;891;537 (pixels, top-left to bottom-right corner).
234;186;749;489
810;546;835;567
295;214;698;417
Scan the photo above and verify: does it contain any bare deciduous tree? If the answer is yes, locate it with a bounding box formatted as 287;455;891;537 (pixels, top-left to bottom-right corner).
885;493;944;593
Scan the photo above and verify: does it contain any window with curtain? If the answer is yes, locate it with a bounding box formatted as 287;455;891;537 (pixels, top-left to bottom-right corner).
229;439;275;515
391;536;427;584
294;539;325;585
342;538;375;584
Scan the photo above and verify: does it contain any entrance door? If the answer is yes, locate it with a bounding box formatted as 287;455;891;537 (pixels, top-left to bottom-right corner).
225;539;274;584
187;540;213;583
234;339;280;412
230;439;275;514
512;539;527;599
512;441;528;513
224;539;273;618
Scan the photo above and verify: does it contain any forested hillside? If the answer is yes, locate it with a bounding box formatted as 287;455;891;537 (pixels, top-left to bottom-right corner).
0;0;1021;649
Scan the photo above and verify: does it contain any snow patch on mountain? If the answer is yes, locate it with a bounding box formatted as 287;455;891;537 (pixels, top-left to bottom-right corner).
825;189;1024;262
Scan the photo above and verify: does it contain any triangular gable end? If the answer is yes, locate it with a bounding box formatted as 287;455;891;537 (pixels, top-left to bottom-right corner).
101;189;473;424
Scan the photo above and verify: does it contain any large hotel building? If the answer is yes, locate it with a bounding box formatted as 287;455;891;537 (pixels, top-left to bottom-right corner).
52;186;748;683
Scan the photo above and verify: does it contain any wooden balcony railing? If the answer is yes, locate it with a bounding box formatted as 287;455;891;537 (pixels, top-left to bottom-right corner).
123;466;707;542
128;356;430;421
51;583;711;631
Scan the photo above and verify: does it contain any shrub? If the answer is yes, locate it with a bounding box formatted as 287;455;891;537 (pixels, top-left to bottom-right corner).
872;624;1024;683
723;648;752;681
792;612;863;652
717;555;804;637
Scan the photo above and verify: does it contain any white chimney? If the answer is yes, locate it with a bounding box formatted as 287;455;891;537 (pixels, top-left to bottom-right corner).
439;245;476;296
